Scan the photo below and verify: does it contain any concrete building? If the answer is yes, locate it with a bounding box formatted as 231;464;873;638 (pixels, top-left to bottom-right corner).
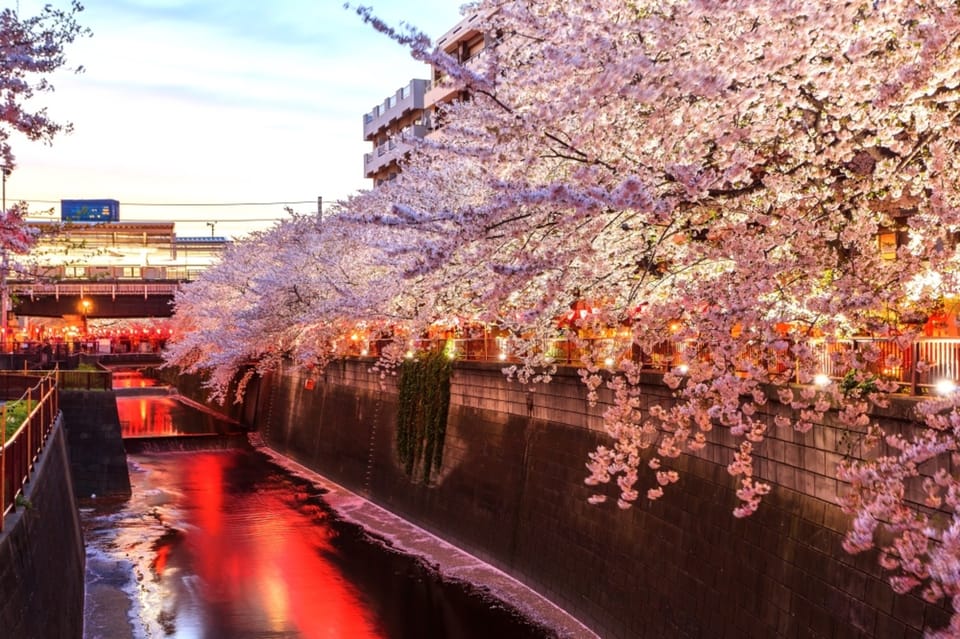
423;11;494;120
362;79;431;186
21;220;228;283
362;10;496;186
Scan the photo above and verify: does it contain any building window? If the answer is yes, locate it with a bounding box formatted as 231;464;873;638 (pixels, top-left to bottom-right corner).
121;267;141;279
64;266;86;279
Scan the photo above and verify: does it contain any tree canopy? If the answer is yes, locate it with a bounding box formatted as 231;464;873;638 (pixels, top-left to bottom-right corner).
0;1;88;256
166;2;960;633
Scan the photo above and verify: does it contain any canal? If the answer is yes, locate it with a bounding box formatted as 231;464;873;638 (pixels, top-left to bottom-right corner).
81;375;560;639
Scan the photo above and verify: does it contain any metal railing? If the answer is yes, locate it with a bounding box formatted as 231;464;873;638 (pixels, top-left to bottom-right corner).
56;369;112;391
812;337;960;393
0;373;58;530
346;335;960;395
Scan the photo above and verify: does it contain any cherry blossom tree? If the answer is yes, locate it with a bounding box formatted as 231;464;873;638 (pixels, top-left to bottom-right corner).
0;1;89;172
0;1;88;344
171;1;960;633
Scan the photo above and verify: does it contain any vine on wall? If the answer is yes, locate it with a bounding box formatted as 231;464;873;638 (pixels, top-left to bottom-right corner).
396;351;452;482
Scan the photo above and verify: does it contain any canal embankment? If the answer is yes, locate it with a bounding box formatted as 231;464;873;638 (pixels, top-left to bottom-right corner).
233;357;951;639
61;389;132;499
0;417;85;639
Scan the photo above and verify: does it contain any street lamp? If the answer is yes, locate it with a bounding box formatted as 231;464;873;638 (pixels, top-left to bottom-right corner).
80;299;91;337
1;166;10;354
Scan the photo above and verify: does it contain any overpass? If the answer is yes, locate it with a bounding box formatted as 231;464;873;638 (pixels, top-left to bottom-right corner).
9;280;179;318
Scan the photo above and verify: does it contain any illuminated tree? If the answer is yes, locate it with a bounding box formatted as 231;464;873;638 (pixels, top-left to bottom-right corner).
0;1;88;347
0;1;89;172
175;2;960;633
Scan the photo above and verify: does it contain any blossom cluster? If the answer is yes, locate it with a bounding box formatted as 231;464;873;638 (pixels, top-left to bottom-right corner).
166;2;960;633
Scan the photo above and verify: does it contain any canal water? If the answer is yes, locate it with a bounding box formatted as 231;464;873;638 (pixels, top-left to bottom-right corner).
81;374;559;639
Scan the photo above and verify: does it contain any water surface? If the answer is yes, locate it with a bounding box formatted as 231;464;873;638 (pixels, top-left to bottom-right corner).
83;394;555;639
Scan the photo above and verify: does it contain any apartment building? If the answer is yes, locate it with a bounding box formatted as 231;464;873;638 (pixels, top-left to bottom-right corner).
423;11;493;121
362;79;431;186
362;10;495;186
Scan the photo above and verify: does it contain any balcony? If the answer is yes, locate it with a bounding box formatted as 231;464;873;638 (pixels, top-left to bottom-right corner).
424;79;459;110
362;79;429;141
363;125;429;179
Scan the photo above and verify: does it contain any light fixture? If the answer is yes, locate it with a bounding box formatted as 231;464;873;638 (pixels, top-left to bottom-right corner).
935;379;957;396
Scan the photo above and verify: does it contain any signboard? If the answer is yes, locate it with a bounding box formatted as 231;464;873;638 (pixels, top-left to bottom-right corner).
61;199;120;223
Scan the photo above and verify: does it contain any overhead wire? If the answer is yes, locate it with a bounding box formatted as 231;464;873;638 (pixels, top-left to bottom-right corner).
14;198;319;222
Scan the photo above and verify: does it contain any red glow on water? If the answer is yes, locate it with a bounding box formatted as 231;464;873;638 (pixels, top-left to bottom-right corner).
173;452;384;638
152;540;170;577
112;371;158;389
116;397;175;437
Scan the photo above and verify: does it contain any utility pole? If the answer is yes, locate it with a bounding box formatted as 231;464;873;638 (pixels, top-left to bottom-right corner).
1;166;9;354
317;196;323;223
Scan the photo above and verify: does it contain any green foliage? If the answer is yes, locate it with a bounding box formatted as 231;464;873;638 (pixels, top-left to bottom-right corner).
839;370;879;397
3;399;34;440
396;351;452;482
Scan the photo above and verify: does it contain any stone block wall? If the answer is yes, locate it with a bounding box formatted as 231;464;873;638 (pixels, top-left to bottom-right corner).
253;358;951;639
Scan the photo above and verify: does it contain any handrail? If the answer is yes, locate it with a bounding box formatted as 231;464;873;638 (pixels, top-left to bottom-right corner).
55;369;112;391
345;335;960;395
0;373;58;531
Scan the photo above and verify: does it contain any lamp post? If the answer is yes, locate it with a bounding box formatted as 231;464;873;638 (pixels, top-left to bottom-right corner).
80;299;91;337
1;166;9;354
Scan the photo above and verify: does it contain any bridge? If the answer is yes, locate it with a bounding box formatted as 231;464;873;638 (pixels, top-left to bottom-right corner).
7;220;228;320
8;280;179;318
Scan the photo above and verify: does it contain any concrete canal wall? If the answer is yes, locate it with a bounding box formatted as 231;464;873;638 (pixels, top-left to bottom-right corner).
60;390;132;499
0;419;85;639
238;359;949;639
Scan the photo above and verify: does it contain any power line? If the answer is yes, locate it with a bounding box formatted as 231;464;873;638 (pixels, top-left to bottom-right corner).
23;216;314;223
16;199;316;207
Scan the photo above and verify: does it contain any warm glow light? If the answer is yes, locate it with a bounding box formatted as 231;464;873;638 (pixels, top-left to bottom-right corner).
360;349;368;356
677;364;689;375
935;379;957;396
814;374;832;387
604;356;615;368
498;351;507;361
405;350;414;359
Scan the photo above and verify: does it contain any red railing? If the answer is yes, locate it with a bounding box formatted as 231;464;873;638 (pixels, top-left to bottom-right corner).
348;335;960;395
0;373;59;531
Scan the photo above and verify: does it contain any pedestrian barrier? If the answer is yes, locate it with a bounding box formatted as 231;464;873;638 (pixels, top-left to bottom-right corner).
0;373;58;531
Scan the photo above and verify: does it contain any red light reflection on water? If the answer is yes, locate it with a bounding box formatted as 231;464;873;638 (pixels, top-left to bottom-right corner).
157;452;384;638
116;397;176;437
112;371;158;389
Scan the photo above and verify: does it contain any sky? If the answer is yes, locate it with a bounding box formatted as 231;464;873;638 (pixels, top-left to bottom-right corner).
6;0;467;238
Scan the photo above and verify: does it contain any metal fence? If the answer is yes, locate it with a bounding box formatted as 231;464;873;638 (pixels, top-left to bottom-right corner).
0;373;58;530
348;335;960;395
55;369;113;391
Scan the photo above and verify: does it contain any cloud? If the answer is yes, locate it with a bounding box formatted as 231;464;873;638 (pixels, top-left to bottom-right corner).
11;0;467;237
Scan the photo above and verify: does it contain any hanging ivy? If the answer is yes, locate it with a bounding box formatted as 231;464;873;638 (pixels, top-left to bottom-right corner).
396;351;452;482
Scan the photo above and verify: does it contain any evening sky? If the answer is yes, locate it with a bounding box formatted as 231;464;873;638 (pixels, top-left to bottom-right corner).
7;0;465;237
